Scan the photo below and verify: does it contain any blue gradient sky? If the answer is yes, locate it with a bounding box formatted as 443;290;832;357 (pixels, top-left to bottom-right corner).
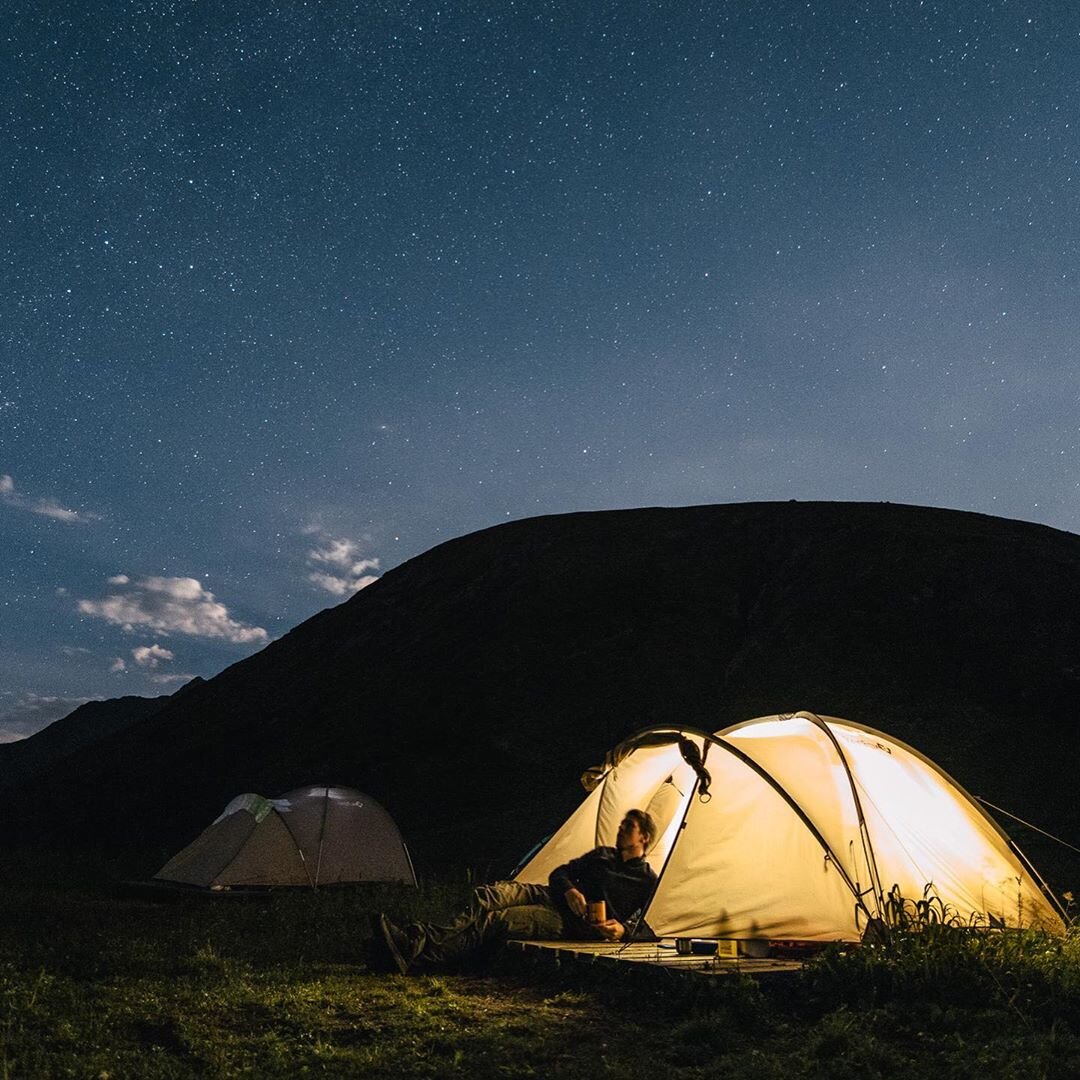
3;1;1079;738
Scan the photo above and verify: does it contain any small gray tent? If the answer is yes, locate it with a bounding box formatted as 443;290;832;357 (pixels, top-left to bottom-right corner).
155;785;417;889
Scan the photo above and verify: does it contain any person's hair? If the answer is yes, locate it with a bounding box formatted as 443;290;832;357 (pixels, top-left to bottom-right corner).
624;808;657;850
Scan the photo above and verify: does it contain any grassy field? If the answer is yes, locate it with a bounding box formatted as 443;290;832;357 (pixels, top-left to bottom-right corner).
3;853;1080;1078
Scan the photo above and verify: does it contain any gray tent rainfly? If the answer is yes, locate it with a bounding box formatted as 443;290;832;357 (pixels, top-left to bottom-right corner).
155;785;417;889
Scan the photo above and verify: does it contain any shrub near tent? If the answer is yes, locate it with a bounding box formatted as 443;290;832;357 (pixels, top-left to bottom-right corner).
516;712;1065;941
155;786;417;889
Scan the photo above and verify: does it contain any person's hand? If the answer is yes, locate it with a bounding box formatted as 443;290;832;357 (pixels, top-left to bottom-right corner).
564;887;587;917
596;919;625;942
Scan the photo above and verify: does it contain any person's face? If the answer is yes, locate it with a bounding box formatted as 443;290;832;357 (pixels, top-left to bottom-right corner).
617;816;647;854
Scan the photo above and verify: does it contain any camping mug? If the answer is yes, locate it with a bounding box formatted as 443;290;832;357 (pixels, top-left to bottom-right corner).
588;900;606;923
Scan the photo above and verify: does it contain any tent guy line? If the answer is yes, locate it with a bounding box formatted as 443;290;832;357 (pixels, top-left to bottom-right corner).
974;797;1080;860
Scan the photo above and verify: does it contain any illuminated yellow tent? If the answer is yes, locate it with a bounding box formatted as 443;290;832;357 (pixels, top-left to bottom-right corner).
515;712;1064;941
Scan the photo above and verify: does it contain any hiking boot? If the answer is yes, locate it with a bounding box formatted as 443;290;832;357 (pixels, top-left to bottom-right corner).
363;913;395;973
379;913;419;975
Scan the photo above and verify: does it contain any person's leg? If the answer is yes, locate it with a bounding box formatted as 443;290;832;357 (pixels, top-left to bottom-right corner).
494;902;566;942
425;880;553;939
413;902;566;967
467;880;553;916
386;888;568;971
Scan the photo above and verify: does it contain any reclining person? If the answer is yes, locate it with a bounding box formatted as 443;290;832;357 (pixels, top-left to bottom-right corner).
375;809;658;974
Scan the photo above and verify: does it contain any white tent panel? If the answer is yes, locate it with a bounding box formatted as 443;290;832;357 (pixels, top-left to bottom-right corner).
595;740;701;875
641;767;696;875
645;747;860;941
832;723;1060;929
516;741;700;885
722;717;868;894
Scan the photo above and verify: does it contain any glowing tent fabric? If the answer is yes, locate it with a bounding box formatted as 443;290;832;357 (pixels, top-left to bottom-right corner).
515;713;1064;942
155;785;416;889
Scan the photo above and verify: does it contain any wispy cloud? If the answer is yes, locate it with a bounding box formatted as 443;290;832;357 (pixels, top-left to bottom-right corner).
34;499;83;522
0;693;96;742
132;643;174;668
0;472;99;524
303;529;381;596
149;672;196;686
78;576;269;644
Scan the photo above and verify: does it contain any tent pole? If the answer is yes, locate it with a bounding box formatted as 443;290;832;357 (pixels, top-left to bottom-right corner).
282;818;316;889
402;841;418;887
704;731;873;923
314;785;331;889
1005;838;1069;924
798;712;887;918
636;735;709;939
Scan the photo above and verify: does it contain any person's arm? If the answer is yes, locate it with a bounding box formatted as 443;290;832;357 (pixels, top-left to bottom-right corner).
563;886;587;917
595;919;625;941
593;908;656;942
549;849;601;918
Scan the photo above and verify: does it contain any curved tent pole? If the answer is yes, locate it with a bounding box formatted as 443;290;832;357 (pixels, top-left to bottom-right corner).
814;714;1067;926
701;731;871;922
593;773;608;851
581;728;708;791
276;807;316;890
633;736;709;943
1007;838;1068;924
795;711;887;917
314;785;332;889
402;840;418;887
630;743;708;937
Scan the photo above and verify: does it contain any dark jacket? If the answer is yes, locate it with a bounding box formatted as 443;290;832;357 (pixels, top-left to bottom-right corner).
549;846;658;939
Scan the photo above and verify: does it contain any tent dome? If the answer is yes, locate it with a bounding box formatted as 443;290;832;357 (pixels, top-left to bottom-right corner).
155;785;416;889
516;713;1064;941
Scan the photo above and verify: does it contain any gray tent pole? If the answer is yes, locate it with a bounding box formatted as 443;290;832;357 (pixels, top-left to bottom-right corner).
278;811;316;889
402;841;418;887
314;785;331;888
295;846;316;889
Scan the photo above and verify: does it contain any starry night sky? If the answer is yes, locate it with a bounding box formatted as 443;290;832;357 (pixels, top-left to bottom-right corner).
3;1;1079;739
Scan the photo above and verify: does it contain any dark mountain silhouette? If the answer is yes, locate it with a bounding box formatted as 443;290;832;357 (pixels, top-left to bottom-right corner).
4;502;1079;882
0;679;207;796
0;694;168;792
